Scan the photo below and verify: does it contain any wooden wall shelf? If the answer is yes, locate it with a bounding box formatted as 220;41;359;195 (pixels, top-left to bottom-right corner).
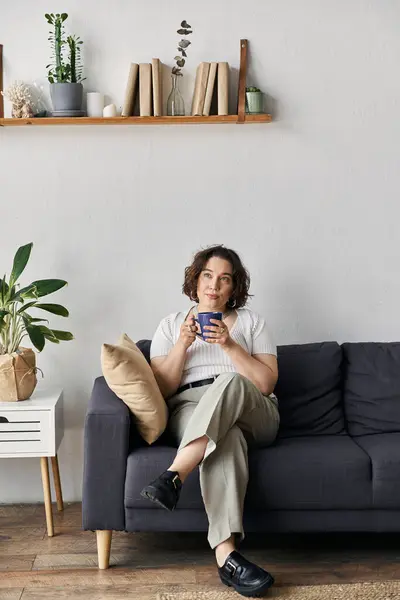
0;39;271;127
0;114;271;127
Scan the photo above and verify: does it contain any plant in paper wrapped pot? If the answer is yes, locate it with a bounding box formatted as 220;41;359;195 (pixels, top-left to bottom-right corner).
0;243;73;402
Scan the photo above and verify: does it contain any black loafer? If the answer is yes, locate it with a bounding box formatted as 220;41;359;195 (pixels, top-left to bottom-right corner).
140;470;182;511
218;550;275;598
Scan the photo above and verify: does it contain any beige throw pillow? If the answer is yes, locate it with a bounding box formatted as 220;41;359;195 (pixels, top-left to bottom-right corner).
101;333;168;444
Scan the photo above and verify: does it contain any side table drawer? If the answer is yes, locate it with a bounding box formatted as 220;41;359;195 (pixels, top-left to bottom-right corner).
0;410;51;454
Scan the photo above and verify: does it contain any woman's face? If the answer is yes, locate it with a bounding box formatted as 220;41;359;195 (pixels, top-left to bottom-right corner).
196;256;234;312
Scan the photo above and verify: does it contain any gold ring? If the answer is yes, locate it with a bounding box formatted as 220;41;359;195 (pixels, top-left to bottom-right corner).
220;327;226;334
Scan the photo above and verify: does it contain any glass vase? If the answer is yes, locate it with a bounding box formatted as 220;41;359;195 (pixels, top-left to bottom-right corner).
167;74;185;116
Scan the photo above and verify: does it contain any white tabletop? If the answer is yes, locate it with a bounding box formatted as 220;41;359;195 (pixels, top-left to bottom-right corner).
0;386;63;411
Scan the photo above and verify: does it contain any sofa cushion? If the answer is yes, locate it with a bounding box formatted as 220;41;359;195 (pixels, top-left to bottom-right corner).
351;433;400;509
125;435;373;511
274;342;346;438
101;334;168;444
342;342;400;436
246;435;372;510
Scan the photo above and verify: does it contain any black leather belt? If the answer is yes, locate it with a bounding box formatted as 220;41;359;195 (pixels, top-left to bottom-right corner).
177;375;219;395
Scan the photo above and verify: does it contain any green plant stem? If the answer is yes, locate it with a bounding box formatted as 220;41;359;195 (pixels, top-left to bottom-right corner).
0;305;24;354
5;309;13;354
10;309;22;353
69;37;76;83
55;20;62;73
1;314;10;353
8;308;16;353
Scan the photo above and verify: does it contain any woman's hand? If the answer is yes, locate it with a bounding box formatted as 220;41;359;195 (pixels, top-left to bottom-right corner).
178;314;198;350
203;318;234;349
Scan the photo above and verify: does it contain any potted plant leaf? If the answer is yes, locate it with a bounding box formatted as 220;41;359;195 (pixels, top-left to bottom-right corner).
45;12;85;115
0;243;73;402
245;86;264;114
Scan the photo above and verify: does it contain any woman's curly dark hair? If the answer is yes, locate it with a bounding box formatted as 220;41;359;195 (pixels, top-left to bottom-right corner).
182;244;253;309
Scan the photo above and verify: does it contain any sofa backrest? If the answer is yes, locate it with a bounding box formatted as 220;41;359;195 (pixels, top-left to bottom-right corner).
137;338;400;439
138;338;347;438
274;342;346;438
342;342;400;436
137;339;151;364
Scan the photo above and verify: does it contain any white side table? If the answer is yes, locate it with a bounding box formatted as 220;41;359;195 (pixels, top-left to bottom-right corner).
0;387;64;536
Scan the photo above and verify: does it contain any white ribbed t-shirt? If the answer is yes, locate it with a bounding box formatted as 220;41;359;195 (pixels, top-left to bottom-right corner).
150;306;277;386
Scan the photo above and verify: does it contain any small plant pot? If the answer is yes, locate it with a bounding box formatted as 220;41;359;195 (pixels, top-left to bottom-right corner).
50;82;83;112
245;91;264;114
0;348;37;402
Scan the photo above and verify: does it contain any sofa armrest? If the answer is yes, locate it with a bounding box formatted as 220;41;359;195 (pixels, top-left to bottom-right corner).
82;376;131;531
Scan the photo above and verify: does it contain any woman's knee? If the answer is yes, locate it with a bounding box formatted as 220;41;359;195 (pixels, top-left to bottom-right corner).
221;425;247;450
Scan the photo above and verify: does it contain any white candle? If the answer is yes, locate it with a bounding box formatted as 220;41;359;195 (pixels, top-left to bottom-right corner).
86;92;104;117
103;103;118;117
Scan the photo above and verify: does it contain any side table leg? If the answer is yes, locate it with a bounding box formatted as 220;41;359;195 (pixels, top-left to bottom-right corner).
51;455;64;511
40;457;54;537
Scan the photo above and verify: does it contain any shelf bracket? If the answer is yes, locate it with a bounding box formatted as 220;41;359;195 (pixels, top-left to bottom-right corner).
0;44;4;120
237;39;248;124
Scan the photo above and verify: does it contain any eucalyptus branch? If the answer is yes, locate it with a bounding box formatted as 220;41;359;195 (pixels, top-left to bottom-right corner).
172;20;193;76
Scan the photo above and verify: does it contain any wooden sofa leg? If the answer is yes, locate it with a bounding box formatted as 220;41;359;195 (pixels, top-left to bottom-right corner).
96;530;112;569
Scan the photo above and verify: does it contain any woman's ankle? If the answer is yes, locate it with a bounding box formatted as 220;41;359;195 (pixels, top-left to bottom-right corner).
168;436;208;482
167;467;186;483
215;537;236;568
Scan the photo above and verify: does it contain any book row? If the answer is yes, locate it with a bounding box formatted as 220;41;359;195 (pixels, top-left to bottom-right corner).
121;60;230;117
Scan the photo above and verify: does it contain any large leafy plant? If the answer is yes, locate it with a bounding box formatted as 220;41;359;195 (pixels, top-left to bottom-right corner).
0;243;73;355
45;13;85;83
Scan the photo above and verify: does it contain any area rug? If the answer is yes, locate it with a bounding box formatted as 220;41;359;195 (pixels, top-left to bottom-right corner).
157;580;400;599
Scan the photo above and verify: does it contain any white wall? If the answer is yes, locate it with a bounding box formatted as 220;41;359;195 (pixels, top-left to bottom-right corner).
1;0;399;502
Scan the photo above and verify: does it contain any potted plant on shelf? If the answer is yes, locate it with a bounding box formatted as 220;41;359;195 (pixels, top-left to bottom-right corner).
0;243;73;402
45;12;85;116
245;86;264;114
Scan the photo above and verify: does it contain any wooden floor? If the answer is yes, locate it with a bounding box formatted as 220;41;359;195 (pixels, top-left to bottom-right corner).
0;503;399;599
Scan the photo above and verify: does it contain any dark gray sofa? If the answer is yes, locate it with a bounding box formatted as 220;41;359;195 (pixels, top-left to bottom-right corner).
82;340;400;568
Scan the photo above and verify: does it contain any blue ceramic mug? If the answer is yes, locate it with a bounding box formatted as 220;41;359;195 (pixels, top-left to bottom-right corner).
195;311;223;340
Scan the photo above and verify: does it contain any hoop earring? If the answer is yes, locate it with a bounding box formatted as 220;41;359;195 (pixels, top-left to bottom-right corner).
229;298;237;308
